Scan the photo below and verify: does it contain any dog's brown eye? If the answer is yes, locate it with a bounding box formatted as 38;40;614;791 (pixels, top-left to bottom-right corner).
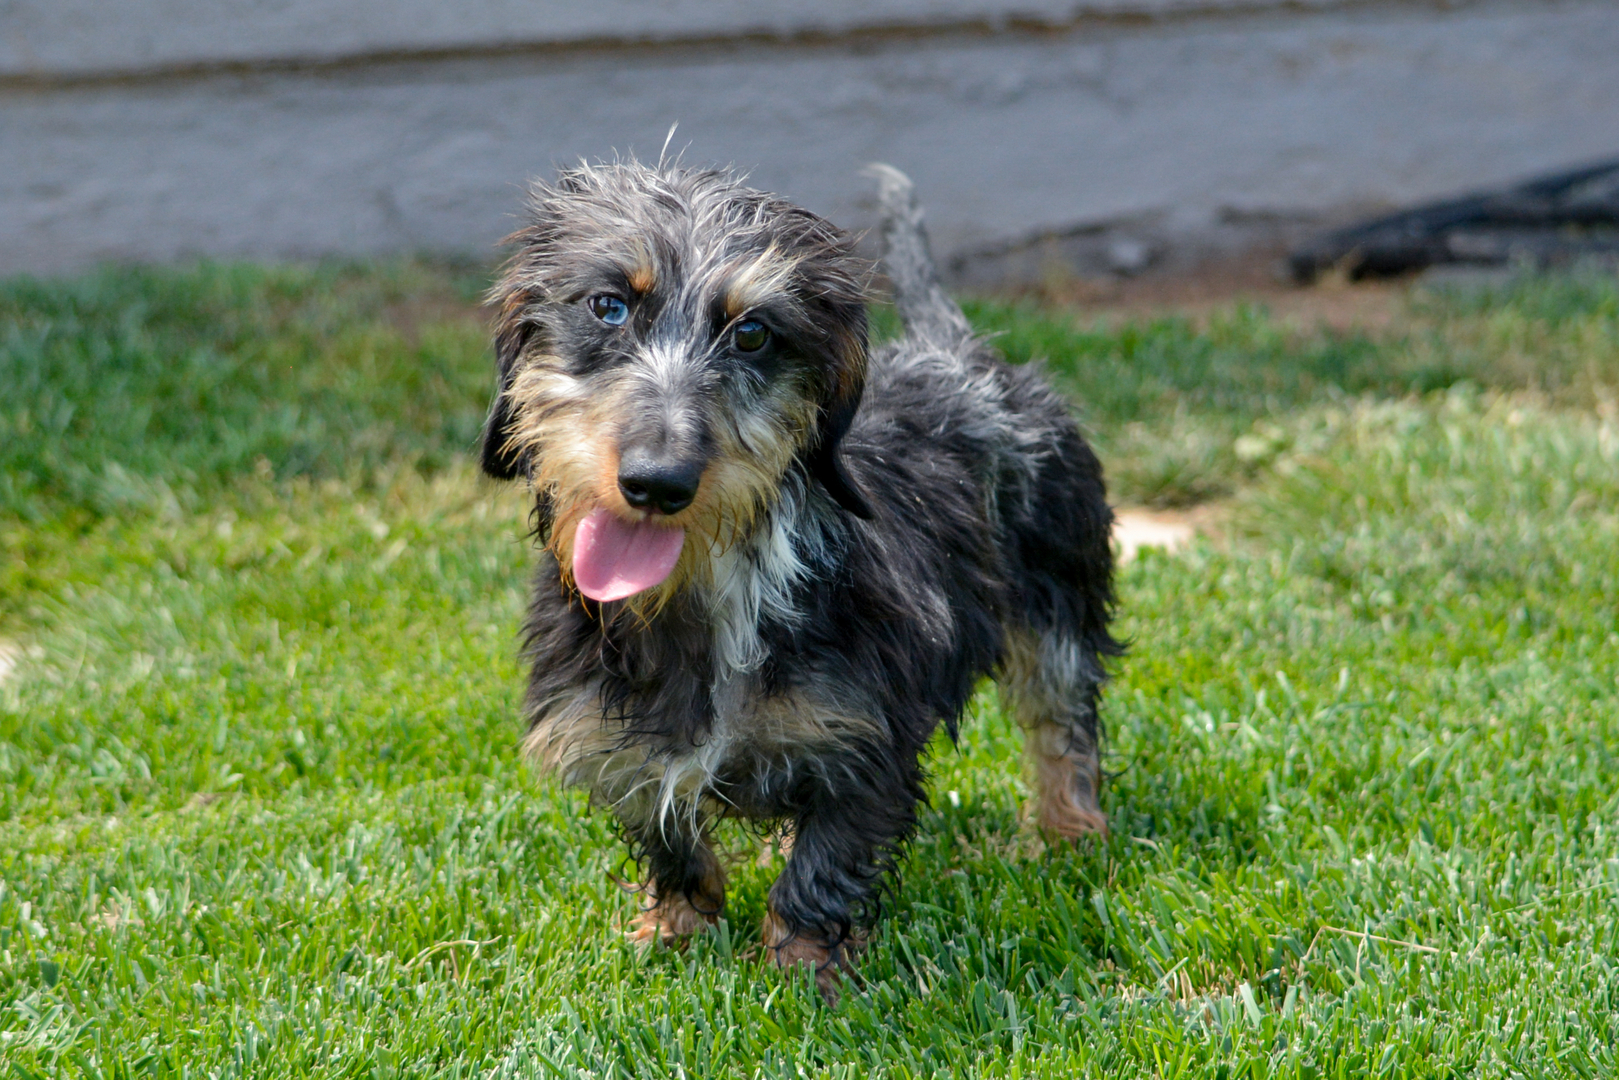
732;319;770;353
588;294;629;326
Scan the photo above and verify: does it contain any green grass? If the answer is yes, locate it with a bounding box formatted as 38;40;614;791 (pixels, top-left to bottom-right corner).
0;261;491;525
3;263;1619;1077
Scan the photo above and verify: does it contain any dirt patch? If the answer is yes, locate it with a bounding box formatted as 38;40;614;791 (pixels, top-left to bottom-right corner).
1113;506;1223;563
1001;246;1410;335
383;295;487;344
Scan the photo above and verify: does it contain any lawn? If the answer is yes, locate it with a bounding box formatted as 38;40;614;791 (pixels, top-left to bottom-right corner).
2;261;1618;1078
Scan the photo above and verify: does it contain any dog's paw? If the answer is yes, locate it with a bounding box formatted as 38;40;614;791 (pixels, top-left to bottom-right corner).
762;912;864;1004
625;888;722;948
1033;790;1109;840
1030;749;1109;840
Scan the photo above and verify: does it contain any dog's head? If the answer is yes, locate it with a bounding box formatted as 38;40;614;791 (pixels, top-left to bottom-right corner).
481;162;871;606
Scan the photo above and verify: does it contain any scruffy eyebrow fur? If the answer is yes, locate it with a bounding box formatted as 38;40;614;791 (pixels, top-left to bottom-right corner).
476;159;1120;1003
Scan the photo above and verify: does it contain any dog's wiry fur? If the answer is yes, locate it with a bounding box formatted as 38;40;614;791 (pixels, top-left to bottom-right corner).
481;160;1121;998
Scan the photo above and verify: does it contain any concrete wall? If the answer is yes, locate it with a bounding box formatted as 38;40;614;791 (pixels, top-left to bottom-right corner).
3;0;1617;280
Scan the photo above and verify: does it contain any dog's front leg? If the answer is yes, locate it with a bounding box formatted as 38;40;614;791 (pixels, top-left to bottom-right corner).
624;819;727;947
762;767;919;1002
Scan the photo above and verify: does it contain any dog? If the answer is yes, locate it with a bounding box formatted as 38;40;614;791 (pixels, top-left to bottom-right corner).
479;160;1120;999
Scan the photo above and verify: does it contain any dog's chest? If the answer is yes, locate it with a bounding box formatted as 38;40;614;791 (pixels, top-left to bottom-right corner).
660;662;870;820
650;526;866;806
676;572;790;781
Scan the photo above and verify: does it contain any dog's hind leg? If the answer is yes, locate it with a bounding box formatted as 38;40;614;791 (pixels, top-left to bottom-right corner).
1002;629;1109;838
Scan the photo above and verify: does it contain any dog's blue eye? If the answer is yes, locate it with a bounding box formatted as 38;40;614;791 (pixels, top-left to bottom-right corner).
733;319;770;353
588;294;629;326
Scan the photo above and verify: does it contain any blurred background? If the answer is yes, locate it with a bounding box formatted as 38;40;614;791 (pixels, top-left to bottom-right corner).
5;0;1618;286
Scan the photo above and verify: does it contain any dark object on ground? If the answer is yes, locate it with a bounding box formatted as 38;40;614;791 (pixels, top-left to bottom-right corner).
1289;159;1619;283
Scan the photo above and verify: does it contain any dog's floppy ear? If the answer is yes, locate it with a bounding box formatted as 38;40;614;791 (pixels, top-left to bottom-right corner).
805;304;874;520
479;283;538;481
483;174;581;480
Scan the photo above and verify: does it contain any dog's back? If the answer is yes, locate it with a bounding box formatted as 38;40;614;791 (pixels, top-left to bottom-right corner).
856;165;1122;835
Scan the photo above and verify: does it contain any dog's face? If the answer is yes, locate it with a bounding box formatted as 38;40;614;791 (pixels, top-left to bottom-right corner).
481;163;870;608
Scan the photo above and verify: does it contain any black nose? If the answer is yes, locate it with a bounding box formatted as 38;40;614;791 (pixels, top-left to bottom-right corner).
618;457;702;515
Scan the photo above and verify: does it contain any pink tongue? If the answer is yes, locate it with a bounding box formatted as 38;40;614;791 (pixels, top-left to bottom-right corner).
572;508;686;602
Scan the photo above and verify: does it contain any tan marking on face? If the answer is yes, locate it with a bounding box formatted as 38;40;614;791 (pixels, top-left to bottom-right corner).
505;358;636;590
723;245;801;319
623;237;658;296
627;262;656;296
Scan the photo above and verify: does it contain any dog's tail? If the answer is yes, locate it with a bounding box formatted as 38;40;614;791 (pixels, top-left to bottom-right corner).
866;164;974;345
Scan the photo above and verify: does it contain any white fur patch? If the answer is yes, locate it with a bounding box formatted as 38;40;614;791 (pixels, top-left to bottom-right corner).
635;483;817;832
705;481;811;676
